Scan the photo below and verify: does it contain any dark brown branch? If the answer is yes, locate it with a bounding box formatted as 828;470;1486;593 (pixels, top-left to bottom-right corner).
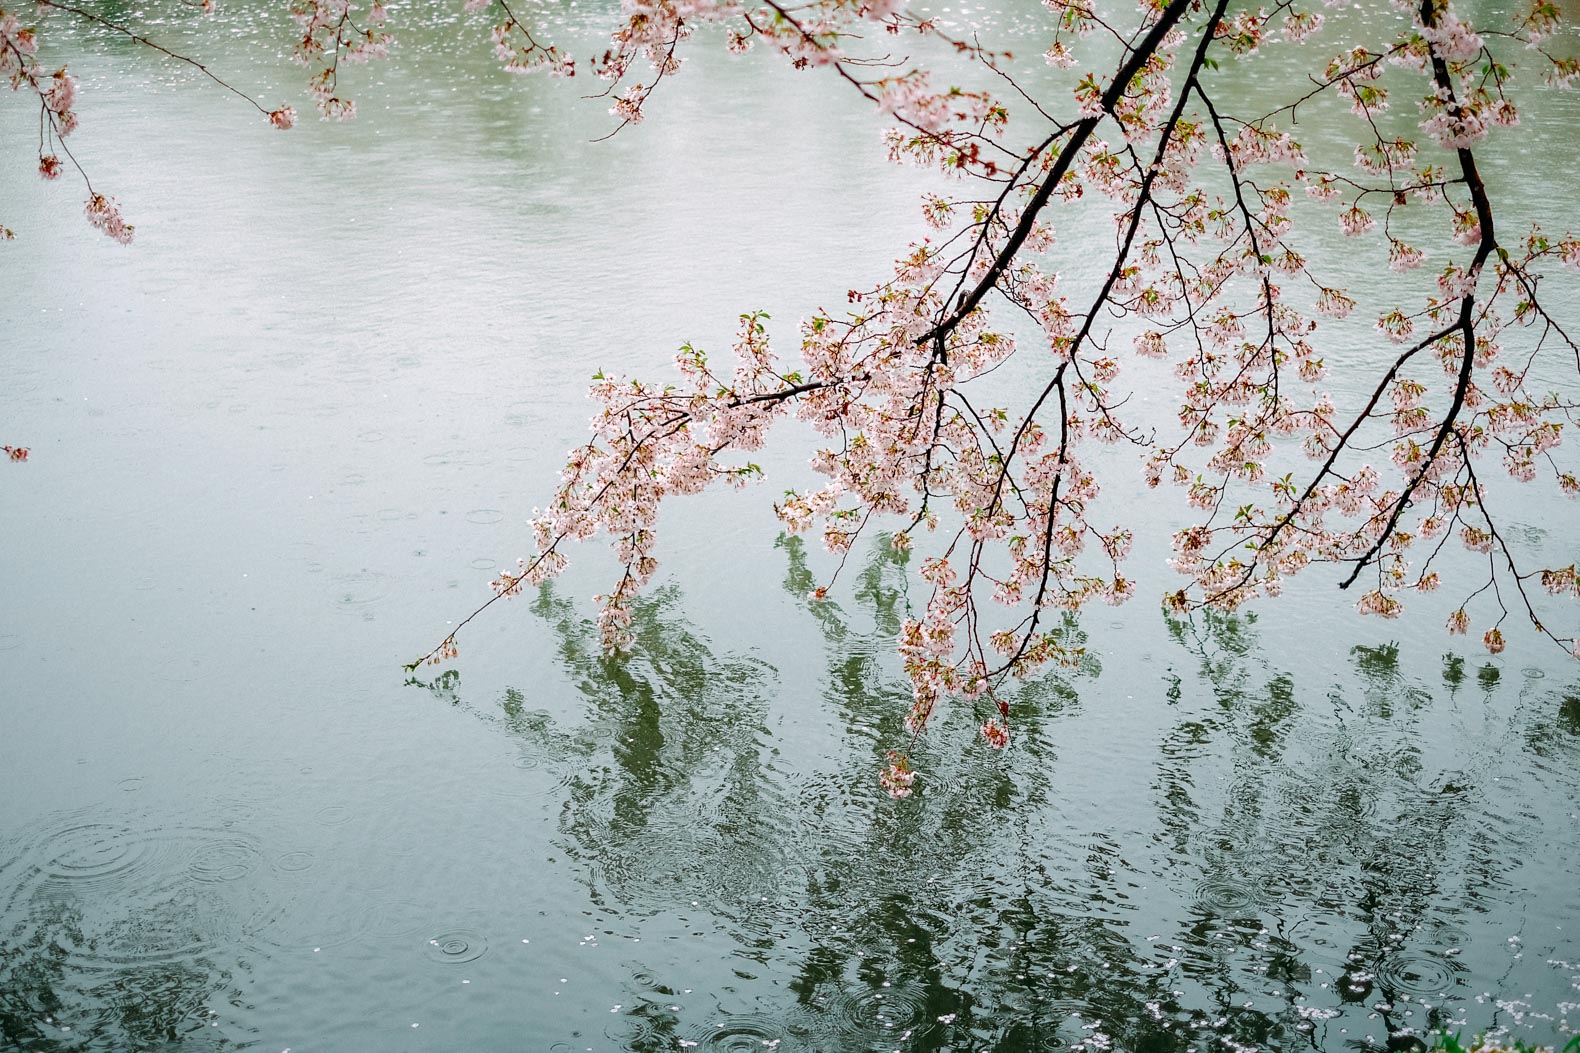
914;0;1198;349
38;0;273;114
1337;0;1499;589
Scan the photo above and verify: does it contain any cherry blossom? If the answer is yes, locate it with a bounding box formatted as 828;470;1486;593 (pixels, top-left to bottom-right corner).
4;1;299;239
6;0;1577;793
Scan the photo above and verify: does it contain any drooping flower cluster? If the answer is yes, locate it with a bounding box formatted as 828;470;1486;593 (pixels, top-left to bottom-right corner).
288;0;390;119
5;3;296;240
4;6;84;225
83;193;132;243
879;751;916;798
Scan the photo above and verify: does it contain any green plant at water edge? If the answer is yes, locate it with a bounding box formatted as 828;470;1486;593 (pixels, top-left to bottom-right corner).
1430;1032;1580;1053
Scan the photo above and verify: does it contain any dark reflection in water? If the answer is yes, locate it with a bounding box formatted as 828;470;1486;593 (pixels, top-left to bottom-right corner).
0;544;1575;1050
7;0;1579;1046
7;567;1578;1052
0;875;246;1051
404;541;1580;1052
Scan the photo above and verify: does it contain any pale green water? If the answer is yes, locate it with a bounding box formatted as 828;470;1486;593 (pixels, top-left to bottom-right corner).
2;2;1579;1051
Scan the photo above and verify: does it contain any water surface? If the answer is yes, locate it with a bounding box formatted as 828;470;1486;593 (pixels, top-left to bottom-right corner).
2;2;1579;1050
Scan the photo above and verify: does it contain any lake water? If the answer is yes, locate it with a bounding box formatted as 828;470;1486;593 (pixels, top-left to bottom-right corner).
2;1;1579;1050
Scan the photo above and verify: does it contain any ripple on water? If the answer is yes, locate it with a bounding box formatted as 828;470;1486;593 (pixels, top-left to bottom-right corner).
1191;877;1259;916
331;572;392;613
605;1013;663;1049
365;899;430;939
32;820;174;894
0;812;271;973
588;810;798;912
422;450;477;466
1375;952;1459;997
1431;922;1471;952
683;1014;798;1052
487;759;572;802
314;805;354;826
628;968;677;997
66;894;231;972
1318;760;1382;821
1025;998;1090;1051
239;893;371;954
188;837;265;883
465;509;505;525
424;929;488;965
823;983;932;1046
273;851;316;873
4;816;267;896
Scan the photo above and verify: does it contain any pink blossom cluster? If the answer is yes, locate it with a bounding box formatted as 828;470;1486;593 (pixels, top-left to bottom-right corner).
879;751;916;798
289;0;391;118
491;18;574;77
1417;6;1483;62
1418;86;1488;150
18;0;1578;786
84;193;132;243
0;9;82;137
878;72;1003;138
1281;10;1324;44
394;0;1580;779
